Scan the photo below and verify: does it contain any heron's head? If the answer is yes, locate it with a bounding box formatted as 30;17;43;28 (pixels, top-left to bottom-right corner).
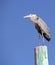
24;14;38;23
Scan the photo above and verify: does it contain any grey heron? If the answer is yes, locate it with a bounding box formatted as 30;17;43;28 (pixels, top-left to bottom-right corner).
24;14;51;45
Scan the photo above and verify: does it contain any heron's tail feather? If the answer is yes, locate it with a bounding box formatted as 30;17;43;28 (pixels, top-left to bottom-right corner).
44;33;51;41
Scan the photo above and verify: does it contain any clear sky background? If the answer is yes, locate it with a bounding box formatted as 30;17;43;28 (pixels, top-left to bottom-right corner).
0;0;55;65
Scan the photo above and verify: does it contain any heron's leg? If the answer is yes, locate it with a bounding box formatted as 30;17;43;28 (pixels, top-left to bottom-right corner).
38;33;40;46
42;31;44;45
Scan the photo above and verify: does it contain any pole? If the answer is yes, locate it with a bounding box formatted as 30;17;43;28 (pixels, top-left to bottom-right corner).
34;45;49;65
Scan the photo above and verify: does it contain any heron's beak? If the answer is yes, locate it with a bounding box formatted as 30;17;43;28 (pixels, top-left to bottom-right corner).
24;15;31;18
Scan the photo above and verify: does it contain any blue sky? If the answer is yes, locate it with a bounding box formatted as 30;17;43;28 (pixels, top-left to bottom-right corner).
0;0;55;65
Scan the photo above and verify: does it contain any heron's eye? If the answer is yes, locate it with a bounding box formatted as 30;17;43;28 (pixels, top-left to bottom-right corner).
37;17;39;20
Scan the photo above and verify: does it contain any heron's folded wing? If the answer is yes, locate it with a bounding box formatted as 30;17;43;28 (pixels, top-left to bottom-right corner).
37;17;50;36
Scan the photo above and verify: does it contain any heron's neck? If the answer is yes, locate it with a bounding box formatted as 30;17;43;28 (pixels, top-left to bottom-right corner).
31;19;38;24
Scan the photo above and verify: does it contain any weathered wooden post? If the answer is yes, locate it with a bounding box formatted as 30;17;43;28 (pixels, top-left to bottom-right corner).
34;45;49;65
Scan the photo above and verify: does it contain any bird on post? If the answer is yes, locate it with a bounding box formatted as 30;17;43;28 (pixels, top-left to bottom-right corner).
24;14;51;45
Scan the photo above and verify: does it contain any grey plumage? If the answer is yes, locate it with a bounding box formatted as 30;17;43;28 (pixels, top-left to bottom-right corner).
24;14;51;41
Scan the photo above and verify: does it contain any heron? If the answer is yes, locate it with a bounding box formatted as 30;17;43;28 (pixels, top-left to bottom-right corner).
24;14;51;45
